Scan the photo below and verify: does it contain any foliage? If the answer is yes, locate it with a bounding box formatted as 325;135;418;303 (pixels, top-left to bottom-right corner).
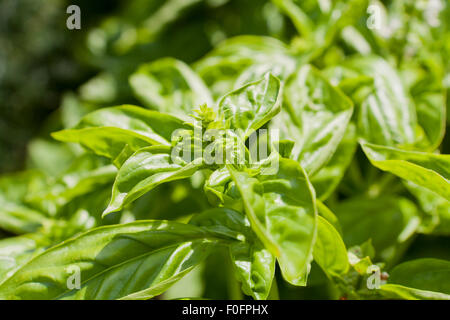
0;0;449;300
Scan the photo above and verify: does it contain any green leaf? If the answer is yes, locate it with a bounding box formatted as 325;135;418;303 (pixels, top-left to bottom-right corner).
129;57;213;115
316;200;342;235
361;141;450;201
313;216;349;277
281;65;353;175
27;139;75;177
0;170;45;204
228;157;317;286
0;199;49;235
194;36;296;99
190;208;275;300
311;124;357;200
27;163;117;216
104;146;203;216
386;258;450;296
344;56;418;147
0;220;94;285
0;220;231;300
218;73;281;138
411;75;447;150
405;181;450;236
0;235;45;282
379;284;450;300
333;196;420;262
52;105;191;161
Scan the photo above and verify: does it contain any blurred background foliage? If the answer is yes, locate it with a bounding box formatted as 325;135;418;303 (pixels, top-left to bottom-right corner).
1;0;448;173
0;0;296;173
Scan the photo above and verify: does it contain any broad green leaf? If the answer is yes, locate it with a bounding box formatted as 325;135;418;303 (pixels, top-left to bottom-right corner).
0;235;45;282
229;157;317;286
344;56;418;146
194;36;295;99
0;220;231;300
0;199;49;235
311;124;357;200
316;200;342;235
104;146;203;216
313;216;349;277
159;263;205;300
361;141;450;201
410;75;447;150
379;284;450;300
386;258;450;296
405;181;450;236
129;57;213;115
27;164;117;216
218;73;281;138
0;219;93;285
52;105;191;161
333;196;420;262
190;208;275;300
282;65;353;175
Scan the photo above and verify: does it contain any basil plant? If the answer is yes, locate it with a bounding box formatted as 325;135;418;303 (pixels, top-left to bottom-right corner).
0;0;449;300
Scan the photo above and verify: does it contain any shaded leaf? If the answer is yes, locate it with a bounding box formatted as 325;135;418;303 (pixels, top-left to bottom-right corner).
361;141;450;201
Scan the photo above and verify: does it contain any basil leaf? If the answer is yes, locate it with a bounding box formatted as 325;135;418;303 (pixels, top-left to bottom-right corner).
411;75;446;150
333;196;420;262
0;219;96;285
104;146;203;216
229;157;317;286
27;139;75;177
313;216;349;277
218;73;281;138
316;200;342;235
345;56;418;147
379;284;450;300
195;36;295;99
0;199;49;235
311;124;357;200
191;208;275;300
0;220;230;300
386;258;450;295
52;105;191;161
361;141;450;201
27;164;117;216
283;64;353;175
405;181;450;236
130;57;213;115
0;235;45;282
